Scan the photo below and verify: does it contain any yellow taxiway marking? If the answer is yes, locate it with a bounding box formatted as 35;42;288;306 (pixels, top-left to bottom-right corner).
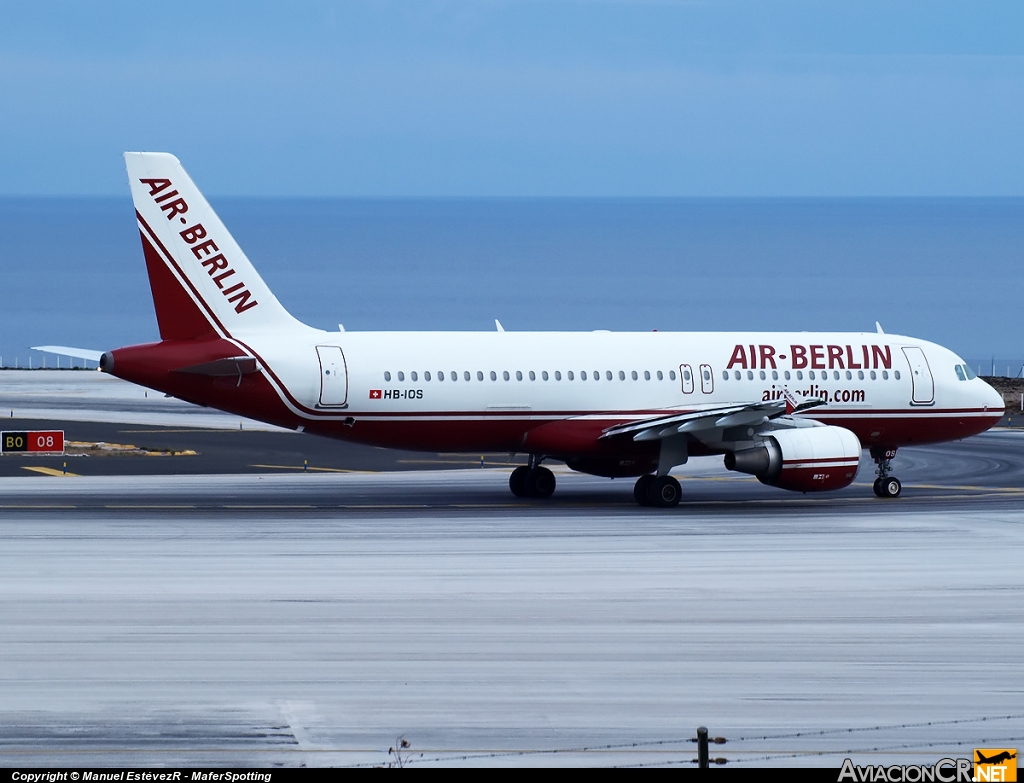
398;458;514;466
21;466;79;477
249;463;372;473
119;428;232;433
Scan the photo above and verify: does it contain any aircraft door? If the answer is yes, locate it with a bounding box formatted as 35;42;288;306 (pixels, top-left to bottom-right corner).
699;364;714;394
316;345;349;407
680;364;694;394
902;346;934;405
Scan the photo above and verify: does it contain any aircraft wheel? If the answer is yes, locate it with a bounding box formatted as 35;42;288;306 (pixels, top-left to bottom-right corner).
872;478;884;497
879;477;902;498
525;466;556;499
633;475;655;506
647;476;681;508
509;466;530;498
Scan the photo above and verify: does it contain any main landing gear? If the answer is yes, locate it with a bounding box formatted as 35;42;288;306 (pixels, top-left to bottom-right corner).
871;446;902;498
509;456;556;499
633;474;682;508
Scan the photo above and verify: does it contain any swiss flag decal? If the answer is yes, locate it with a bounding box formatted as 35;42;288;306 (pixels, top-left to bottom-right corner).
369;389;382;399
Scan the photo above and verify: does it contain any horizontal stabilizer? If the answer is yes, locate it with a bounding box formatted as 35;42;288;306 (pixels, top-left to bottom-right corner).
31;345;104;362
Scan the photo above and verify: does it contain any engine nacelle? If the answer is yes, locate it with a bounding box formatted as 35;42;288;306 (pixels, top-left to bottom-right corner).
724;425;861;492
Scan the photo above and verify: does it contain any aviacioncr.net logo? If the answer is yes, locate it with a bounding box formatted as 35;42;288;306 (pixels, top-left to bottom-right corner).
974;749;1017;782
838;757;973;782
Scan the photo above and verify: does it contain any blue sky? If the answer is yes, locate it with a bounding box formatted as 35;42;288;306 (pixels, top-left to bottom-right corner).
2;1;1023;196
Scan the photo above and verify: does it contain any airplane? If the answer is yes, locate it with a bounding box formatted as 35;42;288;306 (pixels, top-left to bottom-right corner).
77;152;1006;507
976;751;1016;765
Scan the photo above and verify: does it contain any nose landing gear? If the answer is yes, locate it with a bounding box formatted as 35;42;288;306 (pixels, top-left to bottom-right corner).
871;447;902;498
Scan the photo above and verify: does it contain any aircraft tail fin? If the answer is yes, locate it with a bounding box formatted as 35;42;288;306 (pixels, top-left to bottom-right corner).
124;152;302;341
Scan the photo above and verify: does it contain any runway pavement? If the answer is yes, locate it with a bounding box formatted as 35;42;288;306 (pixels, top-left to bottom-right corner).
1;430;1022;767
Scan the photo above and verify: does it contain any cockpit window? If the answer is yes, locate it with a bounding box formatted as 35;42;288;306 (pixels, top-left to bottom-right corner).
954;365;966;381
963;364;977;380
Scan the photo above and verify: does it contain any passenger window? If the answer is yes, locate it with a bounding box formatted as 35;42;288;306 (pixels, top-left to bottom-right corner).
894;371;901;380
796;371;803;380
604;370;611;380
503;371;510;381
516;371;523;381
425;371;431;381
858;370;864;380
772;371;778;380
411;371;418;381
581;371;588;380
490;371;497;381
809;371;815;380
477;371;484;381
450;371;457;381
669;370;677;380
568;371;574;380
734;370;741;380
784;371;791;380
618;370;625;381
722;371;728;380
657;371;663;380
529;371;536;381
759;371;766;380
384;371;392;382
846;371;852;380
644;371;650;380
555;371;561;381
542;371;548;381
833;371;840;380
747;370;753;380
631;371;638;380
436;371;442;381
594;371;600;381
882;371;889;380
464;371;471;381
397;371;405;381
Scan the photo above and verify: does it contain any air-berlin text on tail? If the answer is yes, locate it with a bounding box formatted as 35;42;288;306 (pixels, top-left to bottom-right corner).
139;178;259;314
727;344;893;371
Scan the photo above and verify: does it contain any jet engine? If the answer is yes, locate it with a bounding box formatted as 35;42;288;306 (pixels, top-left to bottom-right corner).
724;425;861;492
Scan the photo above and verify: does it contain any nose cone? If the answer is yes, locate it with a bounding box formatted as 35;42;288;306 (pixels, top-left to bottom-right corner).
978;378;1006;416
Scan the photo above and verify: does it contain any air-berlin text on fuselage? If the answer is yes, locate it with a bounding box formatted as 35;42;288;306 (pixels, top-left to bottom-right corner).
139;178;258;314
727;344;893;371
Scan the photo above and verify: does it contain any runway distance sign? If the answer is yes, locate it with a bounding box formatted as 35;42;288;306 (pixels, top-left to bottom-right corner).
2;431;65;454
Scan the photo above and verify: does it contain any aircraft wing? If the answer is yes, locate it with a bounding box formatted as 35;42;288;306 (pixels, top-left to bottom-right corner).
601;397;826;442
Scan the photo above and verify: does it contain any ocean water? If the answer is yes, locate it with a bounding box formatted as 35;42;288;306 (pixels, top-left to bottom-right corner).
1;197;1022;374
